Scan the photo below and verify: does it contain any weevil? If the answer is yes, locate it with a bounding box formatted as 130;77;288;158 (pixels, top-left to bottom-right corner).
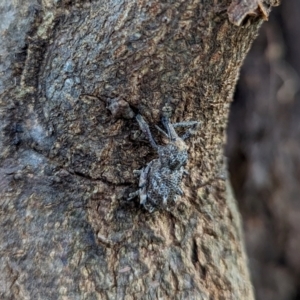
129;106;199;212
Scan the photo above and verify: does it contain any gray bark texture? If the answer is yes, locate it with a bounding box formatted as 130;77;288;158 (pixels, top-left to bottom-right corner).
0;0;278;299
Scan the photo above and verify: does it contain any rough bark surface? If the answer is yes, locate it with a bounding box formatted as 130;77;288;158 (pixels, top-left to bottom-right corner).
0;0;276;299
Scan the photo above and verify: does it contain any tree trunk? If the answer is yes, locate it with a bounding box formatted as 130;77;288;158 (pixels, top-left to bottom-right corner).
0;0;277;299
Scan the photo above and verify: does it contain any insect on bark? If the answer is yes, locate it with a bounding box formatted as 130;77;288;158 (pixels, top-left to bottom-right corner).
129;105;200;212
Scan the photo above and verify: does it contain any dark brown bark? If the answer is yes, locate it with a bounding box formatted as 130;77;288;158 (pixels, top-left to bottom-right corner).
0;0;277;299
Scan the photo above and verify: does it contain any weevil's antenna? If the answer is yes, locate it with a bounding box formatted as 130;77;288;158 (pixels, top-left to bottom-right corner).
161;103;179;141
136;114;158;149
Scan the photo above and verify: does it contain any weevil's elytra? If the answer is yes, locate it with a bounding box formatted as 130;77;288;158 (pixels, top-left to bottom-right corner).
128;109;200;212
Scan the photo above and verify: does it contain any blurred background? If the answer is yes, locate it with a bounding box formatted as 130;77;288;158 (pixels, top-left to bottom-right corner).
226;1;300;299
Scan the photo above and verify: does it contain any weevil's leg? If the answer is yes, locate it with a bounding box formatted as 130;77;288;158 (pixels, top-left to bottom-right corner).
161;116;171;139
128;182;146;201
161;103;183;141
181;122;201;140
181;130;194;140
139;190;147;205
133;169;142;176
128;190;139;200
147;205;155;213
136;114;158;149
161;116;179;141
172;121;199;128
143;202;153;212
149;207;155;213
155;125;168;137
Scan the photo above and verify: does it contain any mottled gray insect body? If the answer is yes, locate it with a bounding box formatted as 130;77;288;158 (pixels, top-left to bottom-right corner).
129;111;199;213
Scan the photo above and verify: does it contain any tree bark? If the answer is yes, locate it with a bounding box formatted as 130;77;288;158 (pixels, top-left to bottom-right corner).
0;0;277;299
